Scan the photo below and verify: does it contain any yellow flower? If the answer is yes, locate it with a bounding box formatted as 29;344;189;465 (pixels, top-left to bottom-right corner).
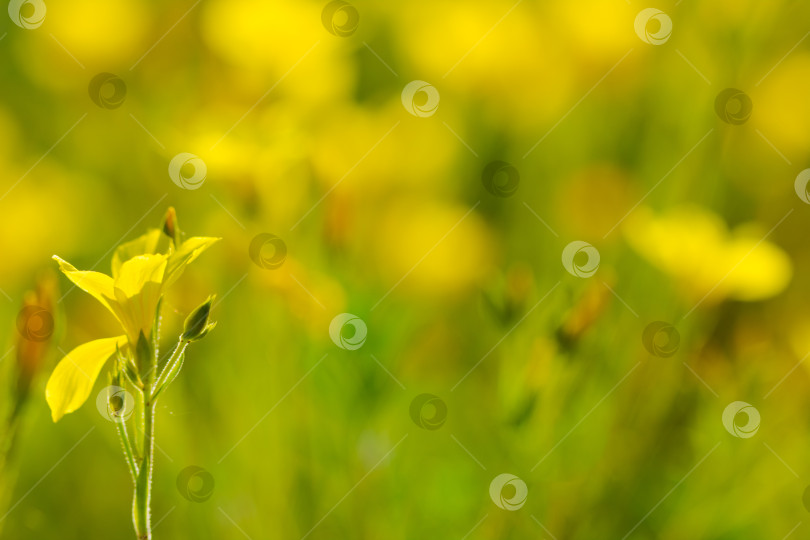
624;206;792;304
46;231;218;422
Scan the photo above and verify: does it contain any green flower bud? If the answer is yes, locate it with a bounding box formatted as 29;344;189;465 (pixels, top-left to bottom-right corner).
135;330;153;381
182;296;216;342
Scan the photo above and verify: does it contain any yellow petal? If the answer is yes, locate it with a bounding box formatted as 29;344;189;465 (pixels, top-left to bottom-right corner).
45;335;127;422
114;254;167;298
114;280;164;343
111;229;167;279
52;255;118;317
165;236;220;287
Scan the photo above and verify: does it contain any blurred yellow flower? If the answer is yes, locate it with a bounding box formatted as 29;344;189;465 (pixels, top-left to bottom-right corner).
373;201;494;297
556;164;635;239
754;54;810;158
624;206;792;304
19;0;147;90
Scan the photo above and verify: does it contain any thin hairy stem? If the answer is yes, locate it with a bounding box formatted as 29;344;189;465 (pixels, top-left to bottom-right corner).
114;415;139;482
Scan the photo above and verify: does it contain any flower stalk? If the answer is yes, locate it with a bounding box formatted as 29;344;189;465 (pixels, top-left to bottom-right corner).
46;208;219;540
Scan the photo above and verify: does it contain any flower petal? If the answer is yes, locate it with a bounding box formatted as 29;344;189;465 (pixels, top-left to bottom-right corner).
45;335;127;422
114;254;168;299
112;229;168;279
52;255;118;317
164;236;220;287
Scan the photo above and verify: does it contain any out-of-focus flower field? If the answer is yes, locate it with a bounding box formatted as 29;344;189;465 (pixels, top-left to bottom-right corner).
2;0;810;538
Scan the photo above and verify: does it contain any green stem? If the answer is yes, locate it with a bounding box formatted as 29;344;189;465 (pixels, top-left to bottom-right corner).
151;340;188;402
114;416;139;483
133;399;154;540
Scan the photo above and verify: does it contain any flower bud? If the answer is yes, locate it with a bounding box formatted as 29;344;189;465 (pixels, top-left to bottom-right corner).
135;330;153;381
182;296;216;342
14;270;59;410
163;206;181;245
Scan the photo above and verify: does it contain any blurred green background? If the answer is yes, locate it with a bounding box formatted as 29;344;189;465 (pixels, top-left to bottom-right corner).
2;0;810;538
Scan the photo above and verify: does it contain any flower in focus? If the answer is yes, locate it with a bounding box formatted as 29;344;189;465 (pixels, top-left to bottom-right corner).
46;215;219;422
624;206;792;304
